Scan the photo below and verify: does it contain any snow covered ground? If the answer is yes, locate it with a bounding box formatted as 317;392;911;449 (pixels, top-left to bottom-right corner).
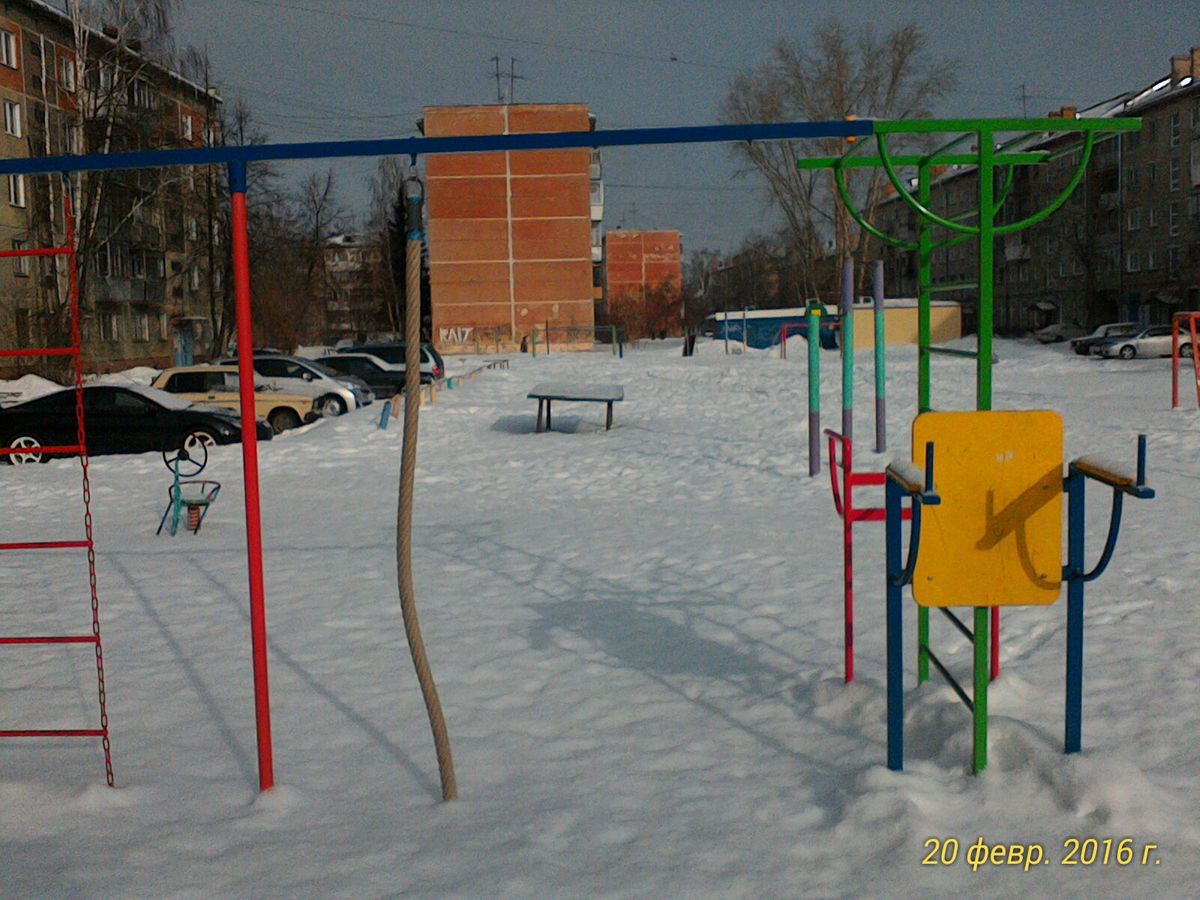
1;337;1197;897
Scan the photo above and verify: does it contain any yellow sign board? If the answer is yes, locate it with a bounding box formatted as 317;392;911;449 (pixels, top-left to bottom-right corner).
912;411;1063;607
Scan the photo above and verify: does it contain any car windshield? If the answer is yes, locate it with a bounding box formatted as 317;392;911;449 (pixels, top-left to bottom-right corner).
122;383;195;410
305;361;340;377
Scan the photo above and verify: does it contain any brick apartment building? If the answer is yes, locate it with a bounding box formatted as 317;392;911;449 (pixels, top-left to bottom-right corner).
420;103;602;353
322;232;384;339
876;47;1200;334
603;229;683;338
1;0;220;375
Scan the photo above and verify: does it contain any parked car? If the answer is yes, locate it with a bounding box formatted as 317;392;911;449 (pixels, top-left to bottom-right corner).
216;354;372;414
0;384;271;464
337;342;444;383
318;353;408;395
1070;322;1140;355
1097;325;1196;359
151;366;325;434
1033;322;1089;343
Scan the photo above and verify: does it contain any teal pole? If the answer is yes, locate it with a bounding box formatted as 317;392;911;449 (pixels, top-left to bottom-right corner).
872;259;886;453
807;307;821;476
841;258;854;442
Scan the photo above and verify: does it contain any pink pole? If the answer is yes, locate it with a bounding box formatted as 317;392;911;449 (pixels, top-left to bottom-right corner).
229;161;275;792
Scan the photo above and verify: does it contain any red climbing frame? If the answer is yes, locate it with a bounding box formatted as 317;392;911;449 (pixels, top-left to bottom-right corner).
0;187;113;785
825;429;909;683
1171;311;1200;409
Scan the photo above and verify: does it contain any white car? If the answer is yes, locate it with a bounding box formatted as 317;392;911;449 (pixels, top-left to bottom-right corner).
1097;325;1196;360
218;355;367;414
1033;322;1088;343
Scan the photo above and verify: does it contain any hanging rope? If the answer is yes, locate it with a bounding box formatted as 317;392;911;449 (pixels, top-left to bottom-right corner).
396;164;457;800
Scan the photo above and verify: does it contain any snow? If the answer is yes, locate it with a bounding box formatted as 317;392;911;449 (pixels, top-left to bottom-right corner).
0;373;64;405
90;366;161;387
1;338;1197;896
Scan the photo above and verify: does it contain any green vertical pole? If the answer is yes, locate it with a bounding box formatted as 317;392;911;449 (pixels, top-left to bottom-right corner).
917;163;932;416
973;606;989;773
916;165;931;683
977;130;994;412
872;259;886;453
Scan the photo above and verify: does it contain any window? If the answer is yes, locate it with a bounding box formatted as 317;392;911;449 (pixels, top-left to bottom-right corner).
132;310;150;342
1167;246;1179;274
1169;112;1180;147
181;113;192;141
165;371;206;393
189;266;200;290
159;313;169;340
128;79;153;109
0;30;15;69
59;55;75;91
1170;158;1181;191
1126;251;1140;272
59;121;80;154
3;99;20;137
1147;250;1159;270
1149;206;1159;228
1127;208;1141;231
7;174;25;207
1147;163;1157;185
130;251;145;279
1169;202;1181;236
11;239;29;276
98;309;120;342
1125;166;1139;190
186;216;198;240
1147;121;1157;142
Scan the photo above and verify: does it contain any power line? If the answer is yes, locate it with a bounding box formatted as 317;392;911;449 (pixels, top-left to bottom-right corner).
231;0;738;72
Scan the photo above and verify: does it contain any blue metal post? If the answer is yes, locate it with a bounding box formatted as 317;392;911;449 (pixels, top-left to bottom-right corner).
1064;469;1085;754
886;477;904;771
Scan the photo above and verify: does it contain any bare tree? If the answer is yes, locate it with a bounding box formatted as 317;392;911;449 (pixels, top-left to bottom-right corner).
722;21;958;299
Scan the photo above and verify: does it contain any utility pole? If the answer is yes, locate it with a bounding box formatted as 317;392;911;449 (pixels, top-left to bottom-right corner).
490;56;504;103
508;57;526;104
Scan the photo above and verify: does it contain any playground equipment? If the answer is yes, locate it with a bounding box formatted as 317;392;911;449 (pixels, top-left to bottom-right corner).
884;412;1153;773
0;116;1140;792
825;428;910;682
1171;310;1200;409
0;189;113;785
808;115;1140;686
156;442;221;536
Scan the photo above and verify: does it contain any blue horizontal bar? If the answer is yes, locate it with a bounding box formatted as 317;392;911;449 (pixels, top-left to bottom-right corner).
0;120;874;177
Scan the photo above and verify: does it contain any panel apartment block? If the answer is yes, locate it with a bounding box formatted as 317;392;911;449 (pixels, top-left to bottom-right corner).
423;104;595;352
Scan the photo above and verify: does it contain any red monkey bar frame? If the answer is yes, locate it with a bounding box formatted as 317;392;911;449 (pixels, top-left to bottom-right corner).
1171;311;1200;409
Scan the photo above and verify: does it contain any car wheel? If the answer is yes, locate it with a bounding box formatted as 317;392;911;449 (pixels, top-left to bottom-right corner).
268;408;302;434
182;428;218;458
6;434;46;464
1180;343;1194;358
1118;345;1136;360
1073;345;1089;355
322;394;348;416
1053;335;1065;343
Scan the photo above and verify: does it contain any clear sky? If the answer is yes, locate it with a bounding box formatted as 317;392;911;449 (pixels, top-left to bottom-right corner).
176;0;1197;255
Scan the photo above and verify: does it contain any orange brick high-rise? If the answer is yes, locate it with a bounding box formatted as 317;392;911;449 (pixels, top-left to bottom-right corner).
604;230;683;339
422;104;596;353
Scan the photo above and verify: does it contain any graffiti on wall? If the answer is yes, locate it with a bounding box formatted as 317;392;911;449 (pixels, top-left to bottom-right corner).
439;326;474;344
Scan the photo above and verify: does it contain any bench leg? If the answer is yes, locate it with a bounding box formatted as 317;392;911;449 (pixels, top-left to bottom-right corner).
606;401;613;431
546;399;552;431
536;398;544;433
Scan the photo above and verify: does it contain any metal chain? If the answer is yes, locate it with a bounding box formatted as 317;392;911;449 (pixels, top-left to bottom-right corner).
65;184;113;787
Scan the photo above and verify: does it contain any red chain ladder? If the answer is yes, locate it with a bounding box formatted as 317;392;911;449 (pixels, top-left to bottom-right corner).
0;182;113;786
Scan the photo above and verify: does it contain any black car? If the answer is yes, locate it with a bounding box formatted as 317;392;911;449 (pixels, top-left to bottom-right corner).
317;353;408;395
0;385;271;464
338;342;444;383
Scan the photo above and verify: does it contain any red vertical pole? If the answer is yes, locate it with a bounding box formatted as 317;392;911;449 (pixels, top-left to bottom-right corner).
1191;315;1200;408
842;437;854;683
229;160;275;792
1172;315;1180;409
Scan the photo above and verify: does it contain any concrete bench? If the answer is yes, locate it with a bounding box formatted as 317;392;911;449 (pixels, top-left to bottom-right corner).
527;383;624;432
